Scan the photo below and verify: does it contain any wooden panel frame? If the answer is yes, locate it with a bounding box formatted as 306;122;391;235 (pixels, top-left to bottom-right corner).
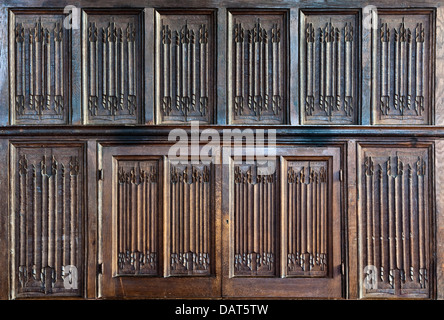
221;145;343;298
99;143;221;298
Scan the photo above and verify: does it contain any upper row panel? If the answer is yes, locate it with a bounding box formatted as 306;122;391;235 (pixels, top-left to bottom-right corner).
8;8;436;126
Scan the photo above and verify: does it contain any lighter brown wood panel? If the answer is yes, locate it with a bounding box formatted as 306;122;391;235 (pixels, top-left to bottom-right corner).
285;161;328;277
372;10;435;125
155;10;215;124
82;10;143;124
228;10;287;124
9;10;70;125
116;160;159;276
233;163;277;276
300;10;359;124
359;146;433;298
167;163;212;276
11;144;83;298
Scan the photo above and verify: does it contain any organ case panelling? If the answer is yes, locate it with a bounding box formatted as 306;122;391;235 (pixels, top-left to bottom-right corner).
372;10;435;125
155;10;215;124
166;162;213;276
358;146;433;298
284;160;329;277
82;10;143;124
300;11;359;124
116;160;159;276
228;10;288;124
11;144;84;298
232;162;277;276
9;10;70;125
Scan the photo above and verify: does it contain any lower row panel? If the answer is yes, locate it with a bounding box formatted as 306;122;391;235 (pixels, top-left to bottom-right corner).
8;141;435;299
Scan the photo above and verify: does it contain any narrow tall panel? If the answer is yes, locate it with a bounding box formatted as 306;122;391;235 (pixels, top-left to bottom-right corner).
9;11;70;125
116;160;159;276
359;146;432;298
372;10;434;125
233;163;277;276
167;163;212;276
285;161;328;277
12;144;83;297
228;10;288;124
83;10;143;124
300;10;359;124
155;10;215;124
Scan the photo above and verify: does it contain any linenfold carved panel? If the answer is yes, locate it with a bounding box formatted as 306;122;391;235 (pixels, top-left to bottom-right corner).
167;163;212;276
300;11;359;124
373;10;434;124
285;161;328;277
10;11;70;124
155;11;215;124
116;160;159;276
83;10;143;124
12;145;83;297
359;147;432;298
233;163;277;276
228;10;287;124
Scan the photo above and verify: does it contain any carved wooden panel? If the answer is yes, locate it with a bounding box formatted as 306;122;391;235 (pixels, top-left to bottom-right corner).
372;10;434;125
9;10;70;125
285;161;328;277
155;10;215;124
233;162;277;276
166;163;212;276
300;10;359;124
11;144;83;297
82;10;143;124
359;146;432;298
116;160;159;276
228;10;287;124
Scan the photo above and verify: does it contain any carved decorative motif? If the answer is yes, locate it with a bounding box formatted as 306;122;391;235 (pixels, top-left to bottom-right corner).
11;14;68;124
286;161;328;277
157;12;214;123
301;12;358;124
13;146;83;297
233;163;276;276
117;161;159;275
360;148;431;298
374;12;433;124
169;164;211;275
229;12;287;124
84;12;142;124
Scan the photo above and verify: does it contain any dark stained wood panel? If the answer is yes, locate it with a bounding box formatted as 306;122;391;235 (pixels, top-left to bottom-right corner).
300;10;359;124
285;160;329;277
82;10;143;124
116;160;159;276
358;145;433;298
9;10;70;125
228;10;288;124
372;10;435;125
155;10;215;124
11;143;84;298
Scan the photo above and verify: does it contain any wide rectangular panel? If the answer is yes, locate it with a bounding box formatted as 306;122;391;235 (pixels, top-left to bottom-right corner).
233;162;277;276
166;163;213;276
228;10;288;124
222;147;342;298
372;10;435;125
82;9;143;124
155;10;215;124
300;10;359;124
11;143;84;298
116;160;159;276
9;10;70;125
285;161;328;277
358;145;433;298
100;144;220;298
